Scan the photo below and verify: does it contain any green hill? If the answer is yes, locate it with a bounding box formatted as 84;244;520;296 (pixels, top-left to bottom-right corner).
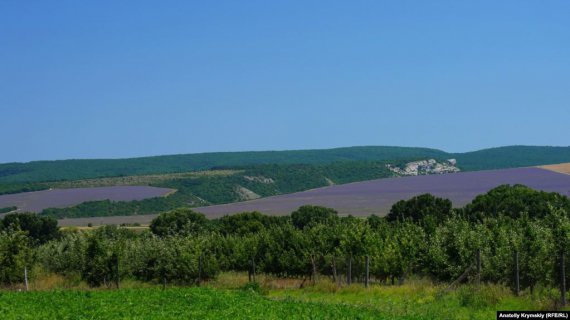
1;145;570;185
2;145;570;219
452;145;570;171
0;146;447;184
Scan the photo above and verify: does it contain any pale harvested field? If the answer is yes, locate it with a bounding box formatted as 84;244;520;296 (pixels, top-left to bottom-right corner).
49;170;239;189
539;163;570;175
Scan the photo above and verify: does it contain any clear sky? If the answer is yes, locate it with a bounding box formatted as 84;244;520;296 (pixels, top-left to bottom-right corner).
1;1;569;163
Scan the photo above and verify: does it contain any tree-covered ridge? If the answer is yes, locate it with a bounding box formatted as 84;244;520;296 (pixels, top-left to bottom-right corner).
0;146;446;184
4;145;570;185
0;206;17;214
453;145;570;171
0;183;49;196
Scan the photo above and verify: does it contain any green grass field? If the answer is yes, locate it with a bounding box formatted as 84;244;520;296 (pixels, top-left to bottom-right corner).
0;277;564;320
0;287;384;320
269;282;558;319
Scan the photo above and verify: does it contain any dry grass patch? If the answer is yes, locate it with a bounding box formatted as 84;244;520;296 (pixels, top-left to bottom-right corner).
49;170;240;189
539;163;570;175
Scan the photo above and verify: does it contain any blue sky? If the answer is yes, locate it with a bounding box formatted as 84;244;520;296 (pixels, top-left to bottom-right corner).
1;1;569;163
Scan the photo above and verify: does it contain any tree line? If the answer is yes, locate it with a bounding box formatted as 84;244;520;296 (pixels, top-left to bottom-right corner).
1;184;570;293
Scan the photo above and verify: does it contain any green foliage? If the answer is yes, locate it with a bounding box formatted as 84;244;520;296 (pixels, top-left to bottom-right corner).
239;281;267;295
214;212;287;236
464;184;570;220
149;208;209;237
3;145;570;185
37;231;86;276
4;186;570;293
0;287;386;319
123;235;219;284
291;205;339;229
0;146;446;183
0;183;48;195
386;194;453;224
271;282;544;320
453;145;570;171
426;217;487;280
0;230;32;284
82;235;112;287
257;224;310;277
0;206;17;214
0;213;59;245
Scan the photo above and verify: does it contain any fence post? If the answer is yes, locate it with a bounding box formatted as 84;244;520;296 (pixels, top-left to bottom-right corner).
561;252;566;307
331;256;338;285
365;255;370;288
24;266;29;291
198;254;203;286
347;255;352;285
476;249;481;286
247;259;251;282
514;250;519;296
250;258;256;283
115;255;120;289
253;258;256;282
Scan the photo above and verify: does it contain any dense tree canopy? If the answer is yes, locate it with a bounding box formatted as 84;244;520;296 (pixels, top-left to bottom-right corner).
0;213;59;244
463;184;570;221
0;230;32;284
291;205;339;229
386;194;453;223
149;208;208;237
214;211;287;236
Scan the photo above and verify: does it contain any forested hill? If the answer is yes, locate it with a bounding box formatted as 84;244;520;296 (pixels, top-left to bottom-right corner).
452;146;570;171
0;146;446;183
1;145;570;184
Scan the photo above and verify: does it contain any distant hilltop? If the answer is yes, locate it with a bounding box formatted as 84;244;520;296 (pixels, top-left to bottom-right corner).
2;145;570;184
387;159;460;176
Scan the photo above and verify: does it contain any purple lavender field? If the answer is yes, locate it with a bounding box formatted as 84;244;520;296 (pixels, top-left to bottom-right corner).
0;186;173;214
53;167;570;226
195;167;570;217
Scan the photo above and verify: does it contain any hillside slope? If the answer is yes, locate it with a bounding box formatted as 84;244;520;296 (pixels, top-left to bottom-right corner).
0;146;447;183
1;145;570;185
453;146;570;171
55;167;570;226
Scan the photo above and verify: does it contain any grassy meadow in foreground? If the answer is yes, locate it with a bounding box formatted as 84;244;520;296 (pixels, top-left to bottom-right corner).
0;274;565;320
0;287;381;320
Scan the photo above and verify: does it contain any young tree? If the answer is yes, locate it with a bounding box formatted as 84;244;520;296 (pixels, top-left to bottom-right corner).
386;194;453;224
1;213;59;244
0;230;33;285
464;184;570;220
291;205;338;229
150;208;209;237
215;211;267;236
